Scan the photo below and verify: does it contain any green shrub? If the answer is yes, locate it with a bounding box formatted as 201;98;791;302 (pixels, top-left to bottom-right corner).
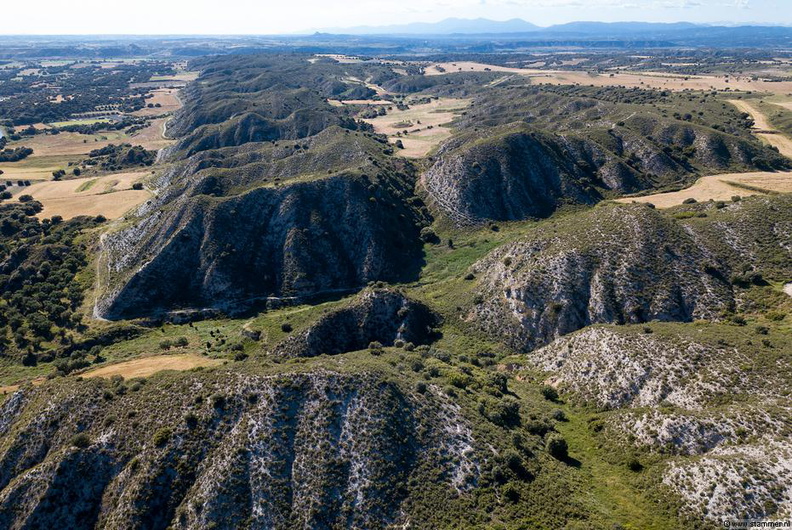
541;385;559;402
447;372;471;389
484;397;521;427
152;427;172;447
419;227;439;244
626;457;643;472
210;394;226;409
546;434;569;460
503;482;520;503
70;433;91;448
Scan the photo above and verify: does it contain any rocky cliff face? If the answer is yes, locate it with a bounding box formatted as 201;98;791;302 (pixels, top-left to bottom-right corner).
274;289;441;357
96;168;425;320
0;369;481;530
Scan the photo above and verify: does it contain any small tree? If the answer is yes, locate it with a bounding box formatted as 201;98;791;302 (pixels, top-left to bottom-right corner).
546;434;568;460
541;385;559;402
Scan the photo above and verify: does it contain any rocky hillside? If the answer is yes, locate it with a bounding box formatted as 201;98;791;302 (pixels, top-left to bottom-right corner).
424;85;789;226
0;369;477;529
526;323;792;522
0;345;597;530
166;54;397;143
274;288;440;357
96;169;425;319
423;124;644;225
95;127;429;320
469;196;792;352
95;57;434;320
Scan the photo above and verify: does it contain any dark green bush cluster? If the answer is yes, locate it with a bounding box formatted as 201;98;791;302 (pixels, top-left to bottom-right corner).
0;146;33;162
0;201;104;357
83;143;156;171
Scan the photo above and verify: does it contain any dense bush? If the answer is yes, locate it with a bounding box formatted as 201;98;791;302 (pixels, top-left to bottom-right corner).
0;146;33;162
546;434;569;460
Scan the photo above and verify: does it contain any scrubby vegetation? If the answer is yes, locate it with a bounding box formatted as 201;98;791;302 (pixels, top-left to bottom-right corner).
0;200;107;359
82;143;156;171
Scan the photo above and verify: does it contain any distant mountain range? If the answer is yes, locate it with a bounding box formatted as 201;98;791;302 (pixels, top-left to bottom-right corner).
316;18;541;35
312;17;789;37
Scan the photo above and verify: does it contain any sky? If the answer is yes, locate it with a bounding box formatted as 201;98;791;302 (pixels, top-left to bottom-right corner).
1;0;788;35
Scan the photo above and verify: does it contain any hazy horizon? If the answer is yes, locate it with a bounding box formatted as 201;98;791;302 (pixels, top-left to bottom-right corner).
1;0;788;35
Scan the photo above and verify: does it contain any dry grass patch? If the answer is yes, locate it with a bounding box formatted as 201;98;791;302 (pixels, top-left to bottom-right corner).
0;156;78;182
362;97;470;158
771;100;792;112
425;62;530;75
615;171;792;208
132;89;182;117
9;130;128;158
142;117;178;149
81;354;223;380
425;61;792;94
0;378;46;395
328;99;395;107
21;171;151;220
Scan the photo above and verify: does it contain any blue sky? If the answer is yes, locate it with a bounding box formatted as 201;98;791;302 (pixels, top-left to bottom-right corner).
1;0;788;34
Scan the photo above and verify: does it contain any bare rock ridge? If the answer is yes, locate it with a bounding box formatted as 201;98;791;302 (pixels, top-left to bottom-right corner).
274;289;441;357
